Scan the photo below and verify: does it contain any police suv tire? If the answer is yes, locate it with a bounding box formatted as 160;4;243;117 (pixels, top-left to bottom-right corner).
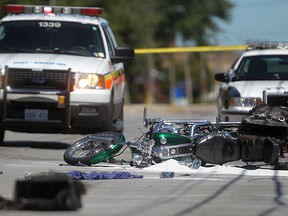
0;129;4;145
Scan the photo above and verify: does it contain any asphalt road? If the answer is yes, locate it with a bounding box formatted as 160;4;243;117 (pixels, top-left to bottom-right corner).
0;103;288;216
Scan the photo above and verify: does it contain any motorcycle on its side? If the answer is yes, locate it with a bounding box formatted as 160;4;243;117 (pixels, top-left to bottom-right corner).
63;105;284;168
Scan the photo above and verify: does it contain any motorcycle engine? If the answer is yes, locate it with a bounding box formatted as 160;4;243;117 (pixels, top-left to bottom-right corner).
237;105;287;165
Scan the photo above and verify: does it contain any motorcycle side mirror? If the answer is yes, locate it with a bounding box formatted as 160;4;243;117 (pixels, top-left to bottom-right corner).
143;107;148;127
216;116;220;129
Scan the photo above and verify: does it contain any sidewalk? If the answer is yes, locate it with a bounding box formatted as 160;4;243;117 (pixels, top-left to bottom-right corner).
124;103;217;114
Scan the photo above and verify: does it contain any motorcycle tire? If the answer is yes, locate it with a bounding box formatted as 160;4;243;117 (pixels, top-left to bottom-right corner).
63;132;123;166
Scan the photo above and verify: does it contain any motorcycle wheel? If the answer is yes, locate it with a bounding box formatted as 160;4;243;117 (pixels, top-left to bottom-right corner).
63;132;122;166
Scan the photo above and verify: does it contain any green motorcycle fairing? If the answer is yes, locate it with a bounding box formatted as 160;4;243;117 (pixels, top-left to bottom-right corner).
89;134;126;164
153;131;191;145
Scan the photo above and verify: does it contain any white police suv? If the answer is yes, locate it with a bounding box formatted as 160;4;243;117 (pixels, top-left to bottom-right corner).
0;4;134;143
215;42;288;121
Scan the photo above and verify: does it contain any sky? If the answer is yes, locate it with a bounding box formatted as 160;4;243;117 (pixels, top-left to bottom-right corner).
215;0;288;45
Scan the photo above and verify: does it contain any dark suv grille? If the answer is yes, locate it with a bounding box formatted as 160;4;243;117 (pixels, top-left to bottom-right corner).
267;94;288;106
6;68;74;91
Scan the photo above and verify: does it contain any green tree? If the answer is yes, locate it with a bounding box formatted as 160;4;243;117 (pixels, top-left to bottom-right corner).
155;0;233;46
0;0;233;103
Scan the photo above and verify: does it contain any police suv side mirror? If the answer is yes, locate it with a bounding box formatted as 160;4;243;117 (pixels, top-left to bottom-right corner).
214;73;230;82
111;47;135;63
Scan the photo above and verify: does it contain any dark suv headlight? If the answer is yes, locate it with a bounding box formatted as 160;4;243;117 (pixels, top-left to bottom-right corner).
229;97;262;108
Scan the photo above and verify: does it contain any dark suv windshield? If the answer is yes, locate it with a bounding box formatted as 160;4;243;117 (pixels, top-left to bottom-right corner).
235;55;288;80
0;21;105;57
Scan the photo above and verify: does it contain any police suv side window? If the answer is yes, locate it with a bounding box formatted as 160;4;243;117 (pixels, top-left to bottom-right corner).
101;23;117;57
105;25;118;47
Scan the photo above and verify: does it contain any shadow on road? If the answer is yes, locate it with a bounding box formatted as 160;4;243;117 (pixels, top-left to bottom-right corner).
0;141;70;149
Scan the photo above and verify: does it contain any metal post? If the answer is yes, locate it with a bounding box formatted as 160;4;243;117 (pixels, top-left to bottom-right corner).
2;66;8;122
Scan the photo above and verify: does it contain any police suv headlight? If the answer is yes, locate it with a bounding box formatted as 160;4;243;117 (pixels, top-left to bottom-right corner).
0;69;4;89
75;73;105;89
0;75;4;89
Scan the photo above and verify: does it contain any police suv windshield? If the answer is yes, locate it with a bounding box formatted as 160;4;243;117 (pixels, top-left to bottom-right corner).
234;55;288;81
0;21;105;57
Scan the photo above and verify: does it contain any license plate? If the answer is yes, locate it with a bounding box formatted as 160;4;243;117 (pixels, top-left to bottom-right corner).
25;109;48;121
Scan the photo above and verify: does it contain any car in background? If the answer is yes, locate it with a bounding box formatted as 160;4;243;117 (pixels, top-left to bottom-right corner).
215;42;288;121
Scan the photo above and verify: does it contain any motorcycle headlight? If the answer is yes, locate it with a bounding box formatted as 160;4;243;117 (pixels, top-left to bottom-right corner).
160;137;167;145
75;73;105;89
132;153;143;166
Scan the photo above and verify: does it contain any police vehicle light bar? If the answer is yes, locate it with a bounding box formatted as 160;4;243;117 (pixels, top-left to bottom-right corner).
247;41;288;50
3;4;103;16
3;5;24;13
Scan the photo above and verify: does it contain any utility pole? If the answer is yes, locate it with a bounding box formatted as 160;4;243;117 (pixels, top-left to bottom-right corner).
146;55;155;104
199;52;207;102
169;59;176;104
184;53;192;104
